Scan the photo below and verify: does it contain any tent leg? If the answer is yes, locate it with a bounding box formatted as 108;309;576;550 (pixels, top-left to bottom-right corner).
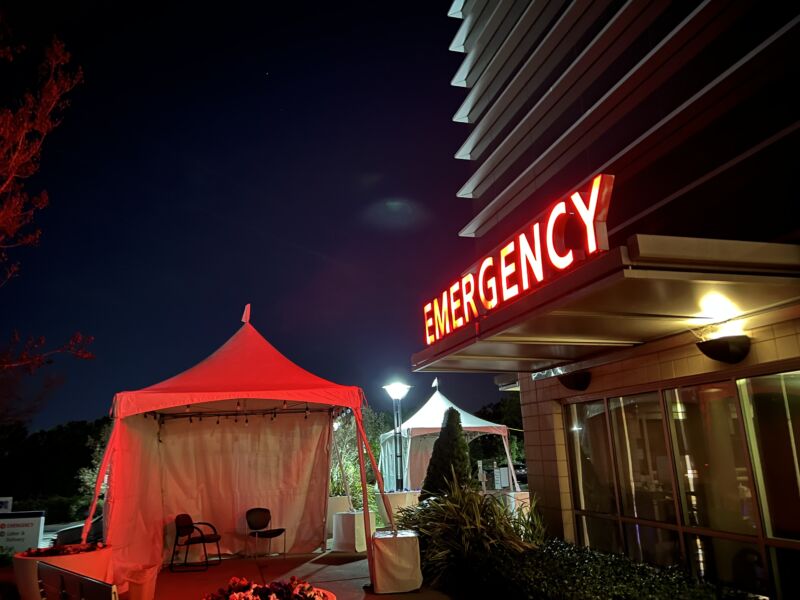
355;421;375;586
354;411;395;530
81;420;118;543
501;434;521;492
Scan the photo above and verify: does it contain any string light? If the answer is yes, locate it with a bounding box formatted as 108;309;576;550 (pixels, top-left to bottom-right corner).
245;415;249;426
305;404;310;420
283;400;287;409
236;400;241;411
216;416;220;425
189;415;193;424
185;405;190;412
271;409;277;421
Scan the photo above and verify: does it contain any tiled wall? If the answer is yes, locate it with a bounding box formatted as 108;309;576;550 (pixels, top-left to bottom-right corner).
519;314;800;543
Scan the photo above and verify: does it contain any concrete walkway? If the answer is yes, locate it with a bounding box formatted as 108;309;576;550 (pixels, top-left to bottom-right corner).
154;554;450;600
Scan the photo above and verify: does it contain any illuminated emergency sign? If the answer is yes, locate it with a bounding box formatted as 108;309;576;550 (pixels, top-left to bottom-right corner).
423;174;614;345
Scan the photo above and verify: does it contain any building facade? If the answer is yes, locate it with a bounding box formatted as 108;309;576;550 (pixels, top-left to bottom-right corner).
413;2;800;596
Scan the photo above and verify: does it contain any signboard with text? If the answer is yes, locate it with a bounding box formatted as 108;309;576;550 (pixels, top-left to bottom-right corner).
0;511;45;554
423;174;614;345
0;497;11;513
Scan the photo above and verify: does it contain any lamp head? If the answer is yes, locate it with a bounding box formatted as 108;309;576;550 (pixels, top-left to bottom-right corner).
383;382;411;401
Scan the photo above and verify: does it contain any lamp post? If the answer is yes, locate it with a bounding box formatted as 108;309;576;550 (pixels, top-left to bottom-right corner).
383;382;411;491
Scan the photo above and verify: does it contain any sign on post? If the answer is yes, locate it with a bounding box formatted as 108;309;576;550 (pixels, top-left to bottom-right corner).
0;511;45;554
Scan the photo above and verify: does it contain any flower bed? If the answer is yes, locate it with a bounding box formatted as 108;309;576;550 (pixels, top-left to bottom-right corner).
19;542;104;558
203;576;333;600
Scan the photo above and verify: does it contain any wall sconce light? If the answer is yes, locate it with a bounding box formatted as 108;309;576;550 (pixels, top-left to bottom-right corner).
696;334;751;364
558;370;592;391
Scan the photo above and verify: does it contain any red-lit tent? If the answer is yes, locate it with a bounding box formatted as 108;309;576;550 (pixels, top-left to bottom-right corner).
82;306;389;598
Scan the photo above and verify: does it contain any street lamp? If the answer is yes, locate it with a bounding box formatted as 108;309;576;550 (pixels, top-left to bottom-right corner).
383;382;411;491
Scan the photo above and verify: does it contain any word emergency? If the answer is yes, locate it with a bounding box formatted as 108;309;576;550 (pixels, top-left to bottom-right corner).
423;174;614;345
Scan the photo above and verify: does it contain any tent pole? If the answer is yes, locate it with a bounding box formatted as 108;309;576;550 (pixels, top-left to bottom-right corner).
501;433;521;492
354;409;395;530
354;413;375;585
331;423;355;511
81;420;118;543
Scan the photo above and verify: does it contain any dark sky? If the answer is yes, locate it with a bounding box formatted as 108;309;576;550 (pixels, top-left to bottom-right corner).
1;1;503;430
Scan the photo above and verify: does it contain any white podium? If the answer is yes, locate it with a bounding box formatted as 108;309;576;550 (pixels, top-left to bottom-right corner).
331;510;375;552
372;530;422;594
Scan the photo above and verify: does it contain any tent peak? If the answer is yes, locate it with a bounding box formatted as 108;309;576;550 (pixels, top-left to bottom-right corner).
241;303;251;323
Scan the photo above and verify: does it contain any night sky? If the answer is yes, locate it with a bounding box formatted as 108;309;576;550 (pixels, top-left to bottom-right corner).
1;1;502;430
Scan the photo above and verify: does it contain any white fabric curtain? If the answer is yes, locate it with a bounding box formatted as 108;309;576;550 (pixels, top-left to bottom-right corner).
104;411;331;585
158;412;330;561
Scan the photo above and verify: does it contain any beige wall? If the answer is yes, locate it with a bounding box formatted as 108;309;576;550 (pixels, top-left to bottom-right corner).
519;312;800;543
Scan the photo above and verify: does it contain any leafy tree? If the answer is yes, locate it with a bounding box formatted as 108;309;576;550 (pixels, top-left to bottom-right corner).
420;407;471;500
0;20;91;423
470;392;524;468
329;405;391;512
76;419;113;514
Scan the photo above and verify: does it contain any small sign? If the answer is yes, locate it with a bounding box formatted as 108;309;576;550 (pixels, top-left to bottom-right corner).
0;497;11;513
0;511;45;554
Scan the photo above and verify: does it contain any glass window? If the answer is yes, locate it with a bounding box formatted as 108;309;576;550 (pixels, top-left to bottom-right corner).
768;545;800;600
577;515;622;554
609;393;676;523
624;523;681;567
739;370;800;540
567;401;615;514
666;383;758;535
685;535;768;596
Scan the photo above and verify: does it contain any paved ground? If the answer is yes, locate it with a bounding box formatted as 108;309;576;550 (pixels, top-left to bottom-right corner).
0;554;448;600
155;554;449;600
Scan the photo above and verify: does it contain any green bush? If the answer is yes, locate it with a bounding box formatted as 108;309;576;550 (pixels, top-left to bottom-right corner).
13;495;82;524
398;472;747;599
397;471;544;592
419;408;471;500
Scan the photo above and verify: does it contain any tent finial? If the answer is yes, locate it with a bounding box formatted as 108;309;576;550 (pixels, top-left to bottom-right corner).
242;303;251;324
432;377;438;389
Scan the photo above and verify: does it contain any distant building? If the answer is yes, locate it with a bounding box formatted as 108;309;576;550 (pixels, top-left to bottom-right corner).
413;2;800;597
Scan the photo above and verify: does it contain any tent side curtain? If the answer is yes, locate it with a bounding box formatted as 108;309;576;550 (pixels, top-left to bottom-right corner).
95;410;334;587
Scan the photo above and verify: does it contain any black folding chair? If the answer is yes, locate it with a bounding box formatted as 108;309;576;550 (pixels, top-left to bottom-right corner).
169;513;222;571
245;508;286;558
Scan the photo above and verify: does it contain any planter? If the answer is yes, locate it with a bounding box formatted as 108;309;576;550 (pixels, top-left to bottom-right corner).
13;546;112;600
326;496;351;538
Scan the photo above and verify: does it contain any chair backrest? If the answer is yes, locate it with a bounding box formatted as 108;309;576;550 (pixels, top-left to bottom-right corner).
174;513;195;537
39;562;118;600
246;507;271;531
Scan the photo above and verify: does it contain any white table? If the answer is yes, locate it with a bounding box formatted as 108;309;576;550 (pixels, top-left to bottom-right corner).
372;530;423;594
331;510;375;552
375;491;420;526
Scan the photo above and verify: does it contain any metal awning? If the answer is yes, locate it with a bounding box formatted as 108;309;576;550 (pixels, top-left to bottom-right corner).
411;235;800;376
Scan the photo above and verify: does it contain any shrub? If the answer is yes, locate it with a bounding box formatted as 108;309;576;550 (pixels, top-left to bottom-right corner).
398;472;746;599
419;408;471;500
397;471;543;592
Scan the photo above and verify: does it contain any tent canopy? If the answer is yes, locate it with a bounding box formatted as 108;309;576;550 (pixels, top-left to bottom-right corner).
114;320;362;417
378;387;517;491
85;311;384;599
379;389;507;443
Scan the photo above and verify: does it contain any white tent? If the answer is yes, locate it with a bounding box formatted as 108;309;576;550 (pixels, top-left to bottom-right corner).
81;308;391;598
378;387;520;492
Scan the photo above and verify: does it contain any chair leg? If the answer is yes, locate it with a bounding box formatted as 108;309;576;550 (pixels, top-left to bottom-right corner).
214;539;222;565
169;539;178;572
201;541;209;571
